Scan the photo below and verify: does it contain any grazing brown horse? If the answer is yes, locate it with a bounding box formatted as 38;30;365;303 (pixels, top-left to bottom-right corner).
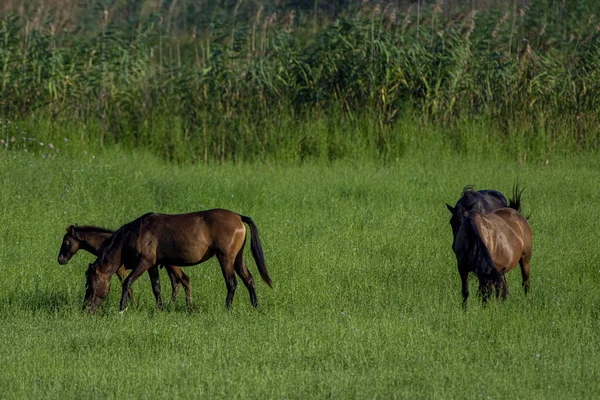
84;209;272;313
452;207;532;306
58;225;192;308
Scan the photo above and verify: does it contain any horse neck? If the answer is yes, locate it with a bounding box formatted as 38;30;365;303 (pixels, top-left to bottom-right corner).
76;230;113;256
100;247;123;275
97;231;125;275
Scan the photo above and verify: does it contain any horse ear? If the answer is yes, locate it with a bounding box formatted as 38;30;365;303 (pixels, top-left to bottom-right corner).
446;203;455;214
67;225;81;240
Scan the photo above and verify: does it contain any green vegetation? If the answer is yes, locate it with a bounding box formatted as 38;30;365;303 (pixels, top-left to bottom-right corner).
1;2;599;397
0;151;599;398
1;1;600;162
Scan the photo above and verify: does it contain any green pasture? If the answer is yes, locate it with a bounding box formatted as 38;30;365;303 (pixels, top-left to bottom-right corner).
0;150;599;398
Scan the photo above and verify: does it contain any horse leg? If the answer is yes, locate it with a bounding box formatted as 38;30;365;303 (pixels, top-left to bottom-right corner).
163;265;180;303
179;270;192;309
493;273;508;301
147;265;164;310
116;265;135;306
520;258;531;295
234;251;257;307
165;266;192;308
120;260;152;313
493;275;502;300
217;254;237;309
478;278;492;305
459;269;469;308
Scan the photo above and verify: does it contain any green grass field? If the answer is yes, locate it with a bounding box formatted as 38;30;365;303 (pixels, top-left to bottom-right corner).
0;150;599;398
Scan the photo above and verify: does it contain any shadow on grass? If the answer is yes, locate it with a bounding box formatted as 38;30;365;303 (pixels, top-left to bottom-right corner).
0;288;80;315
0;285;227;317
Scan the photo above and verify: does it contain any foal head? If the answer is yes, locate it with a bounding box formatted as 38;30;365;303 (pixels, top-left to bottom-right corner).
58;225;80;265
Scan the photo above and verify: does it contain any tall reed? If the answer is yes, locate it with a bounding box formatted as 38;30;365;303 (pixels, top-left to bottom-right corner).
0;1;599;163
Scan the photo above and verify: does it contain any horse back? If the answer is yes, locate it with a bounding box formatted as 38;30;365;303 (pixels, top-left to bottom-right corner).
478;190;508;209
134;209;246;265
457;190;507;215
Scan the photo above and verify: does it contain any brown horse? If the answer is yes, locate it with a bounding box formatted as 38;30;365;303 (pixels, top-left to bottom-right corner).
84;209;272;313
452;207;532;306
58;225;192;308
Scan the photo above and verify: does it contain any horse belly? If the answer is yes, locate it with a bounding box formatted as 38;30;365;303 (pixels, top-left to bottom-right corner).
155;238;211;266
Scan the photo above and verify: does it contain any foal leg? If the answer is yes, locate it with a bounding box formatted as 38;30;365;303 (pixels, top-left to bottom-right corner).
115;265;135;306
217;254;237;309
165;266;192;308
179;270;192;308
234;252;257;308
147;265;164;310
120;260;152;313
163;265;180;303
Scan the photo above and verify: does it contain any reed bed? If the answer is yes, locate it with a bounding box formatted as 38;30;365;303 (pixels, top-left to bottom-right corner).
1;0;599;162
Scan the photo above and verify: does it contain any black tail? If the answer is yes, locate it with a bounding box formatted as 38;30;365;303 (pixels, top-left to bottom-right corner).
463;216;501;286
508;183;525;213
241;215;272;288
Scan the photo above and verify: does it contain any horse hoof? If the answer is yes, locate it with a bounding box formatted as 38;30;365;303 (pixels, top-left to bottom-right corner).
119;308;127;315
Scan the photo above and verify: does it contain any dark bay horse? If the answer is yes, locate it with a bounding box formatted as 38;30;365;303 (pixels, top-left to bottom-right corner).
58;225;192;308
452;207;532;306
84;209;272;313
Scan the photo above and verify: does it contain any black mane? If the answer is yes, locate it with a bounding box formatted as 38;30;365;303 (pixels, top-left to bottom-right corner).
453;186;480;222
457;186;479;210
73;225;115;234
461;185;476;197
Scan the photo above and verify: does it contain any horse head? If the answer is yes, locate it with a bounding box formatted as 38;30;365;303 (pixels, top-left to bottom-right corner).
83;260;110;313
446;202;470;239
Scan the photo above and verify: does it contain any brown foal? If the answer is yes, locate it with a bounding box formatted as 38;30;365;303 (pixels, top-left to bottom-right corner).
58;225;192;308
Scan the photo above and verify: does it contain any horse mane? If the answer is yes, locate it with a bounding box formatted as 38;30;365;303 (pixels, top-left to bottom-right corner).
459;185;479;206
88;213;152;268
69;225;115;235
454;185;479;217
98;227;123;259
461;185;476;197
96;214;148;265
461;214;501;285
85;262;97;278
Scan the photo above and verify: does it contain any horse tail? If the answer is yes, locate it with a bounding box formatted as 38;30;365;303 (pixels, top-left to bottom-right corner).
508;183;525;213
240;215;272;288
464;215;501;285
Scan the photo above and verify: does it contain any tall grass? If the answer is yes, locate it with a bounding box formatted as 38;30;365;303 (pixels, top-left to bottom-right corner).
1;1;599;162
